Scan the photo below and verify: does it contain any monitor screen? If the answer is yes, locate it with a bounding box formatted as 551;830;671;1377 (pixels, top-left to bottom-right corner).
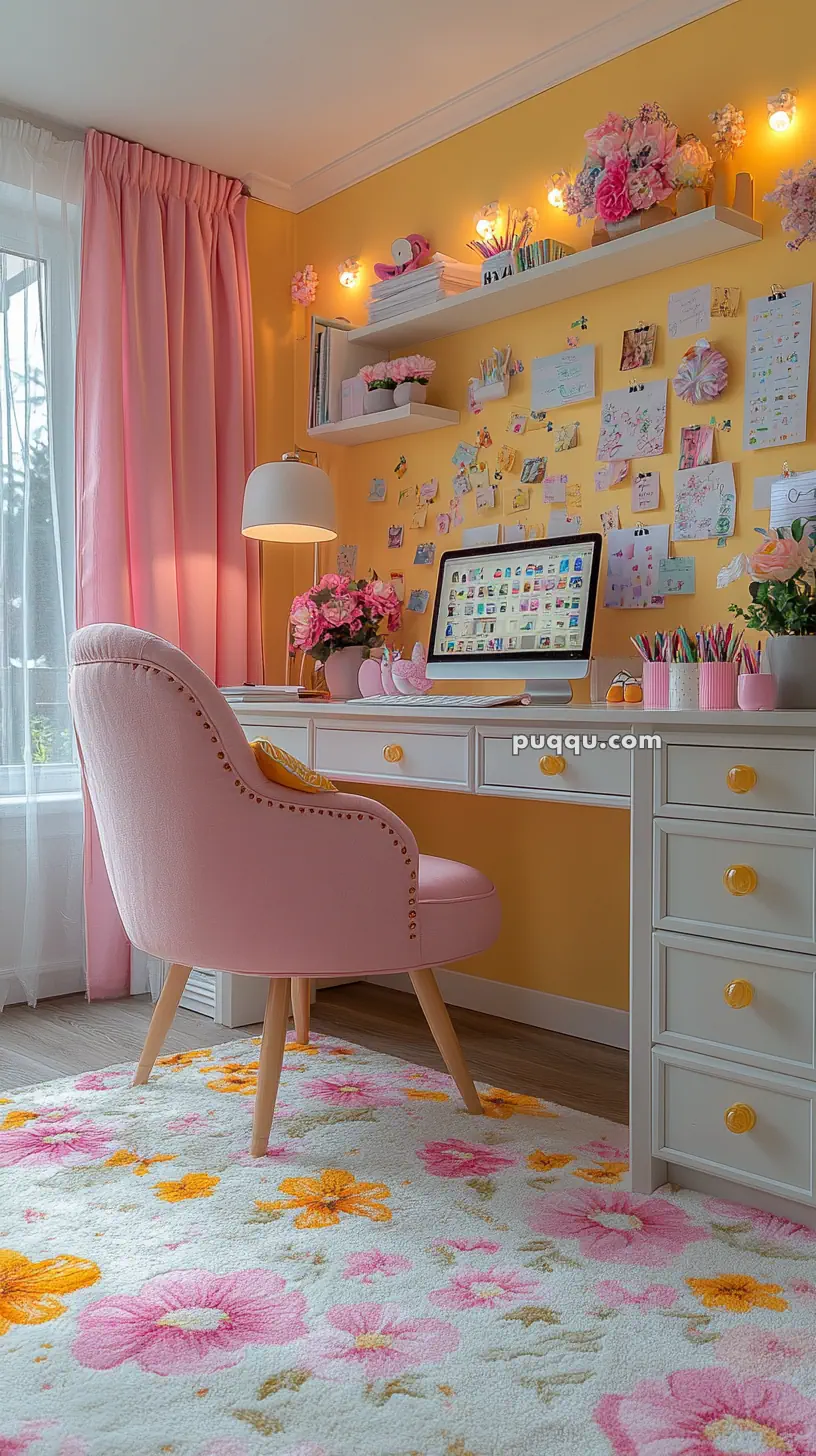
427;533;602;665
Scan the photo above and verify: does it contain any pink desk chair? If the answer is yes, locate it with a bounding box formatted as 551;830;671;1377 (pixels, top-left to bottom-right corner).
69;626;501;1157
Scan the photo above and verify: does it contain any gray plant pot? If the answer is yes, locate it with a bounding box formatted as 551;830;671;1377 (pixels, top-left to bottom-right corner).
765;635;816;709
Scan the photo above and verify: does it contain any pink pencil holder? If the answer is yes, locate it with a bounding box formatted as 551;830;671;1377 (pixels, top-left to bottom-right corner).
642;660;670;710
738;673;778;711
698;661;738;710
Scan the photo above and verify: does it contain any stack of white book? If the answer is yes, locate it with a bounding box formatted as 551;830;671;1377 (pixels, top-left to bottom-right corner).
367;253;480;324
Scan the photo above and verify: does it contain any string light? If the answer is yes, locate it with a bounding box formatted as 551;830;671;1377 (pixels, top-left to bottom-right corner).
547;171;571;210
338;257;361;287
767;88;797;132
473;201;500;243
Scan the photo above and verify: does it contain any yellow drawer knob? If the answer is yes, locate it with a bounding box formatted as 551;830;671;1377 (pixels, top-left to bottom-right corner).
727;765;758;795
724;1103;757;1135
723;979;754;1009
383;744;404;764
723;864;758;897
540;754;567;776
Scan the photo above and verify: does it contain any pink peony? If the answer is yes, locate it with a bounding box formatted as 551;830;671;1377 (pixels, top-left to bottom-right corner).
320;596;362;630
316;573;350;593
584;112;629;165
627;161;673;211
304;1074;402;1108
595;155;633;224
595;1367;816;1456
362;578;401;631
594;1281;678;1310
0;1114;116;1167
342;1250;412;1284
72;1268;307;1375
428;1266;538;1311
715;1325;816;1377
627;117;677;168
306;1301;458;1380
289;597;322;651
530;1188;708;1266
750;534;814;583
417;1137;517;1178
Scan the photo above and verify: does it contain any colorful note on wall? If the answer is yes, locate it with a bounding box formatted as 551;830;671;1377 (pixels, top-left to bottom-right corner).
367;477;386;502
594;461;629;493
541;474;567;504
596;380;667;460
667;285;710;339
673;463;736;541
336;544;358;576
744;284;813;451
631;471;660;512
603;524;669;608
657;556;696;594
531;345;596;412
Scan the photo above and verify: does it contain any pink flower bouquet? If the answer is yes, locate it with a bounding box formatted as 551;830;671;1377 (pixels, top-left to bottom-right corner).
565;102;680;225
289;573;401;663
725;518;816;636
389;355;436;385
359;361;395;392
765;161;816;251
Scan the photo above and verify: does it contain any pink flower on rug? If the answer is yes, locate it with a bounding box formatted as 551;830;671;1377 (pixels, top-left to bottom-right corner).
0;1423;50;1456
530;1188;708;1266
715;1325;816;1377
304;1074;402;1108
595;1367;816;1456
230;1145;292;1166
594;1281;678;1310
166;1112;212;1134
705;1197;816;1246
437;1239;501;1254
342;1250;412;1284
791;1280;816;1300
0;1115;116;1168
580;1140;630;1163
73;1069;130;1092
417;1138;517;1178
306;1302;458;1380
429;1266;538;1311
194;1444;248;1456
23;1209;46;1223
72;1269;307;1375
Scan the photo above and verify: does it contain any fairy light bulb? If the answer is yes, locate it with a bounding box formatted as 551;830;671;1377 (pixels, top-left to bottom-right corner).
546;171;571;210
548;183;564;209
767;89;797;132
473;201;500;244
475;217;495;241
338;257;360;288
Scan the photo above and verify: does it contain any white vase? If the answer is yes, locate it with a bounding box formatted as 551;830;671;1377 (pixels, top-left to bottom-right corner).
323;646;367;700
764;636;816;708
363;388;396;414
393;381;427;407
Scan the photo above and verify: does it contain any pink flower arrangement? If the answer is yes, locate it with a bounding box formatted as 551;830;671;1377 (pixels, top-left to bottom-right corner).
565;102;681;225
595;1368;816;1456
305;1301;459;1379
291;264;318;305
72;1268;307;1375
667;136;713;189
529;1187;708;1266
359;360;395;391
289;572;401;664
766;160;816;250
359;356;436;389
727;518;816;636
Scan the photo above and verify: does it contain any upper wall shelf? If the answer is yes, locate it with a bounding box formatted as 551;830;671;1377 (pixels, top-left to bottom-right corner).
307;401;459;445
348;207;763;350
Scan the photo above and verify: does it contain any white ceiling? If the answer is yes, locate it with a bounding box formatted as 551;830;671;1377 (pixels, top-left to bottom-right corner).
0;0;732;211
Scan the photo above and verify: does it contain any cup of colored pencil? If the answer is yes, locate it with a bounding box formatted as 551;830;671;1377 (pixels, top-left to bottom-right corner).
630;632;670;709
697;625;742;711
737;641;777;710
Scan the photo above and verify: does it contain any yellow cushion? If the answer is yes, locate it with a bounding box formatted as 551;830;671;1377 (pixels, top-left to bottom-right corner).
250;739;337;794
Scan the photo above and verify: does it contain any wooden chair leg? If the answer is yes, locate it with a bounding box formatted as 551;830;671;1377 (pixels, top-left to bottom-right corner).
132;963;191;1086
251;978;291;1157
291;978;311;1044
409;968;483;1114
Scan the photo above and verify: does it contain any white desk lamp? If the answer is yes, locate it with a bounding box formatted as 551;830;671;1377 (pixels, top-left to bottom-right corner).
242;449;337;683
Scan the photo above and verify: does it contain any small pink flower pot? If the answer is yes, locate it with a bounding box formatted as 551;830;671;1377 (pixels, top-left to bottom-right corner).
738;673;778;711
699;661;738;710
642;660;669;710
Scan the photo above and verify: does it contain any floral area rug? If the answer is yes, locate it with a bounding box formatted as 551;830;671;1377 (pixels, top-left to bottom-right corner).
3;1032;816;1456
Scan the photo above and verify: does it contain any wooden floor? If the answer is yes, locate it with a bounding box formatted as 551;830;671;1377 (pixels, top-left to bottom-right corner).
0;982;628;1124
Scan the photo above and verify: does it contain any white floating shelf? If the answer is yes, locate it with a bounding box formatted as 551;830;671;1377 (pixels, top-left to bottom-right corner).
307;402;459;445
348;207;762;349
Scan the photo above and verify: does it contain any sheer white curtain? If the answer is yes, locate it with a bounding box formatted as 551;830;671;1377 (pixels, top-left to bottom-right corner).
0;119;84;1009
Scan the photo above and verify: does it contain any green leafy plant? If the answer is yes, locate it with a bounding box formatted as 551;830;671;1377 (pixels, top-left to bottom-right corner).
726;517;816;635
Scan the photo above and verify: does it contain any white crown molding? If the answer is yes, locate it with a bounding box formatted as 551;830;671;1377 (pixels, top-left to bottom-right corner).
244;0;734;213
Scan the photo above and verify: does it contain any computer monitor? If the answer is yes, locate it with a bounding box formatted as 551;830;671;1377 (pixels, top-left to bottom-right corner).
426;533;602;704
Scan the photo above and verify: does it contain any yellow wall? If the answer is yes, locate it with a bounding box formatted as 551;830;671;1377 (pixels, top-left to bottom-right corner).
249;0;816;1010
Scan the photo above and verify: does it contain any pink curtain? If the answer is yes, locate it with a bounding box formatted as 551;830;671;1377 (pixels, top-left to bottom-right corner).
75;129;260;999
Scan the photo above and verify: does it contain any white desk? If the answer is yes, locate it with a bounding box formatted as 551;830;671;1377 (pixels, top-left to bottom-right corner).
231;697;816;1228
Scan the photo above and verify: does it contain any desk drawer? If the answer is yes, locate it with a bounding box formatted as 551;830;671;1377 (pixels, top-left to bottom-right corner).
662;743;816;820
653;932;816;1074
480;731;630;799
653;1048;815;1202
314;725;470;788
655;819;816;953
239;719;310;763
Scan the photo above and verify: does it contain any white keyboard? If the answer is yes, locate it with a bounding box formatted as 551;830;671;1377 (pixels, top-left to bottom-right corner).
354;694;530;708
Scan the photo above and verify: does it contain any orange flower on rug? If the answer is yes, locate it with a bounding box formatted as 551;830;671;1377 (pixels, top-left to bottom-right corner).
257;1167;392;1229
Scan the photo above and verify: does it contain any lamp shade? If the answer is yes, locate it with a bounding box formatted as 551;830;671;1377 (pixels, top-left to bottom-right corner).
242;460;337;543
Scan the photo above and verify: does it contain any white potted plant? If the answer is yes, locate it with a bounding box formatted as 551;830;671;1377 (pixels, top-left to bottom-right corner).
359;361;396;414
723;518;816;707
389;355;436;407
